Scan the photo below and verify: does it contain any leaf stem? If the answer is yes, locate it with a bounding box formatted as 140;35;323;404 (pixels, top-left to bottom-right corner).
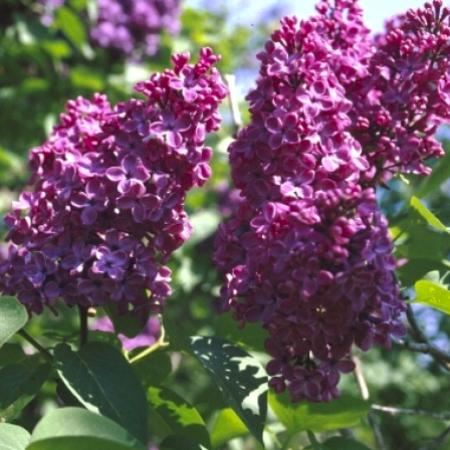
18;330;52;361
129;325;169;365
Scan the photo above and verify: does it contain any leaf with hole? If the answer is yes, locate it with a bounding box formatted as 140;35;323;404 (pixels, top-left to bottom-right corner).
189;336;267;444
147;386;210;448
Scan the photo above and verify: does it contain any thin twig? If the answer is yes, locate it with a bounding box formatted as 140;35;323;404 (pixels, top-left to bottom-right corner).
368;411;389;450
402;305;450;369
225;74;243;134
353;356;370;400
79;306;88;348
129;324;169;365
372;405;450;422
419;426;450;450
18;330;53;361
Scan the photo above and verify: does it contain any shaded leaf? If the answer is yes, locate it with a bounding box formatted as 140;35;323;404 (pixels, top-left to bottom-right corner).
189;336;267;443
27;408;145;450
147;386;210;448
0;356;51;421
269;391;369;433
54;343;148;443
160;435;208;450
322;437;372;450
415;280;450;315
133;351;172;388
0;297;28;349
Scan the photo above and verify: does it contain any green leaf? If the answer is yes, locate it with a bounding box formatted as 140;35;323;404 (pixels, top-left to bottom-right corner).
27;408;145;450
147;386;210;448
189;336;267;443
0;423;30;450
159;435;208;450
0;344;26;367
416;146;450;197
54;343;148;443
210;409;249;449
269;392;369;433
70;67;105;91
322;437;372;450
0;356;51;421
415;280;450;315
55;7;87;50
0;297;28;349
215;313;267;352
133;351;171;388
41;40;72;59
410;197;448;233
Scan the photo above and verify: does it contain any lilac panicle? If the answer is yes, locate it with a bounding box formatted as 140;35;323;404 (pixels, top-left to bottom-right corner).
213;0;445;403
349;0;450;180
1;49;227;317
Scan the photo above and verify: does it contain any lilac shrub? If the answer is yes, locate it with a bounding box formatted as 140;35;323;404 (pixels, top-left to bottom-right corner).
91;0;182;58
215;0;449;402
0;49;226;317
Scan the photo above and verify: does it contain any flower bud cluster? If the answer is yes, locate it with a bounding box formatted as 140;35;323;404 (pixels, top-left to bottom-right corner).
213;0;449;402
1;49;227;316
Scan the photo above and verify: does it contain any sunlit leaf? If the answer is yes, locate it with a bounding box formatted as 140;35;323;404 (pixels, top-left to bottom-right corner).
415;280;450;315
269;391;369;433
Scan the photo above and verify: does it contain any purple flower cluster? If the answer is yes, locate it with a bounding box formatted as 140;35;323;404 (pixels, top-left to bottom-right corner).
1;48;226;316
348;0;450;180
215;0;449;403
91;0;182;58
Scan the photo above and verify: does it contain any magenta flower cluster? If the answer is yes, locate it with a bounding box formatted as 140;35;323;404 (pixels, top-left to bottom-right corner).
91;0;182;58
1;48;226;316
215;0;450;402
